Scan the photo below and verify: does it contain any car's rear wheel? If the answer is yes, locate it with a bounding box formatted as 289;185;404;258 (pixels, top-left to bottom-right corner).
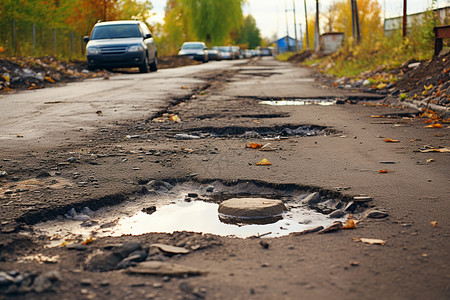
139;56;150;73
150;55;158;72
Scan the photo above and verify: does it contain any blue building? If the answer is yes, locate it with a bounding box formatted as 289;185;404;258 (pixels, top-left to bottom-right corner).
274;35;302;54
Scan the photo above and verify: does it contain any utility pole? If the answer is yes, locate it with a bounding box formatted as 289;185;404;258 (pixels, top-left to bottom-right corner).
293;0;298;52
351;0;361;44
402;0;407;38
285;0;290;51
354;0;360;43
299;23;303;50
314;0;320;52
304;0;309;49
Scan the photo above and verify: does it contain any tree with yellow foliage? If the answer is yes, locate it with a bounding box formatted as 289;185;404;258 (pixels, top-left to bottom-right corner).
324;0;382;42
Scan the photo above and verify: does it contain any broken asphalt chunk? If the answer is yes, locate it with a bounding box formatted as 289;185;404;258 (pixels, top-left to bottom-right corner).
365;208;389;219
150;243;191;255
318;221;342;234
127;261;206;277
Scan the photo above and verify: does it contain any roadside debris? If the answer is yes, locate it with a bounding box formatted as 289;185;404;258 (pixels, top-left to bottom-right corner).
365;208;389;219
150;243;191;255
0;270;62;294
153;113;182;123
318;221;342;234
353;238;386;245
431;221;438;227
419;146;450;153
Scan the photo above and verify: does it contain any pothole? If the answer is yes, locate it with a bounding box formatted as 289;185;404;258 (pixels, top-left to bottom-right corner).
174;124;333;140
32;180;371;244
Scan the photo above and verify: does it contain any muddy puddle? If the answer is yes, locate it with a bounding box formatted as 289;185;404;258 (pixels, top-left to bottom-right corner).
33;181;356;245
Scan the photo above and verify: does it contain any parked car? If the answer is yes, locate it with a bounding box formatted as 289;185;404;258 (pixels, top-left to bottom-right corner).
208;47;222;61
84;20;158;73
218;46;235;60
244;49;252;58
232;46;241;59
178;42;208;63
258;47;274;57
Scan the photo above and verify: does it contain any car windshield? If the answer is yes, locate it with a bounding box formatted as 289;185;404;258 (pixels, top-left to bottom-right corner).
219;47;231;52
182;44;203;50
91;24;141;40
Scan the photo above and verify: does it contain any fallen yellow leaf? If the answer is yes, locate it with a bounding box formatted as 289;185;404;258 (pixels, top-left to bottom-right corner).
426;159;434;163
376;83;387;89
425;123;443;128
256;158;271;166
431;221;438;227
379;169;388;173
424;84;433;91
170;115;181;123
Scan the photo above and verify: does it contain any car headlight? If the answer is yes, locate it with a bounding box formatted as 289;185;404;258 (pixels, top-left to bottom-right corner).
87;47;100;55
128;45;144;52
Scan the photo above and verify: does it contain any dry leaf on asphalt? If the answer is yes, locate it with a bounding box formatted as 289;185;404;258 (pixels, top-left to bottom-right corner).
431;221;438;227
353;237;386;245
170;115;181;122
425;123;443;128
256;158;271;165
385;138;400;143
343;219;357;229
246;143;262;149
379;169;389;173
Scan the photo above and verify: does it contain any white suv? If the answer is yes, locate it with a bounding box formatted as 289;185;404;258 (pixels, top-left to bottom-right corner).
84;21;158;73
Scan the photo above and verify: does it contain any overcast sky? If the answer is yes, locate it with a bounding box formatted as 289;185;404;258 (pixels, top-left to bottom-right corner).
149;0;450;39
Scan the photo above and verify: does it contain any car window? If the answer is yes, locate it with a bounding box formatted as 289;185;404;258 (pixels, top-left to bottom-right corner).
182;44;203;50
91;24;141;39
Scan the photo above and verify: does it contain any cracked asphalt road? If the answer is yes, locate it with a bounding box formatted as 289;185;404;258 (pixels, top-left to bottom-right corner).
0;57;449;299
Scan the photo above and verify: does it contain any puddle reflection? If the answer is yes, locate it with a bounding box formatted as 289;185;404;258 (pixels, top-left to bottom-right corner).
116;201;340;238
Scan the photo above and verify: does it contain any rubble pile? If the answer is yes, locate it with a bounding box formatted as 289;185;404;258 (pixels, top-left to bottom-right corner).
319;51;450;110
0;56;104;92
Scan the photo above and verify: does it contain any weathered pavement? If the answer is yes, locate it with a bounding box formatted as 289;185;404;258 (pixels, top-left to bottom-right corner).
0;57;449;299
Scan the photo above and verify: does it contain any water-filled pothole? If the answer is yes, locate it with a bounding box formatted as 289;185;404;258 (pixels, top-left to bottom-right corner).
33;180;365;244
175;124;333;139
